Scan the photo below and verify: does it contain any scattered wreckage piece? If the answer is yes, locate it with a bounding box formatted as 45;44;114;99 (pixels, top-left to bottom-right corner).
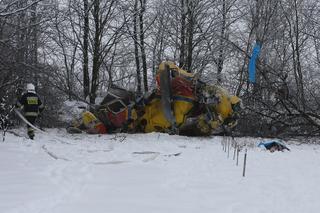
258;140;290;152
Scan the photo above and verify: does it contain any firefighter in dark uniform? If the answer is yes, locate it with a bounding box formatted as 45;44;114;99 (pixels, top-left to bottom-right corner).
16;83;44;139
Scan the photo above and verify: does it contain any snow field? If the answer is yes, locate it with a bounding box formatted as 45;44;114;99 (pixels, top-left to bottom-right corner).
1;129;320;213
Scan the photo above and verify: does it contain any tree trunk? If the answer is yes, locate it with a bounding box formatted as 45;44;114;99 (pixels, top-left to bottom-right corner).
68;45;77;100
30;2;38;86
217;0;226;84
179;0;186;68
90;0;101;105
83;0;90;99
139;0;148;92
286;0;305;110
293;0;305;110
16;0;27;64
186;0;194;72
134;0;142;94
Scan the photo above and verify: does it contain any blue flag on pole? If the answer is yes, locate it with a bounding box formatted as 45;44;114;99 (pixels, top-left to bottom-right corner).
248;42;261;83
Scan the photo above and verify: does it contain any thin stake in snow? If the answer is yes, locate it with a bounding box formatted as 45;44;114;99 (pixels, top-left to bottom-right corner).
227;137;230;158
225;138;227;152
221;137;224;151
236;145;240;166
233;141;237;160
243;148;247;177
222;136;227;152
221;138;223;151
222;136;225;152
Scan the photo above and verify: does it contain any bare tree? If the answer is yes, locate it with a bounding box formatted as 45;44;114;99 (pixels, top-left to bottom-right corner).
83;0;90;99
139;0;148;92
133;0;142;94
179;0;187;68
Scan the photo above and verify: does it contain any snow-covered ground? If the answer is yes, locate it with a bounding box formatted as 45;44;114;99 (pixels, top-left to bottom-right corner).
1;129;320;213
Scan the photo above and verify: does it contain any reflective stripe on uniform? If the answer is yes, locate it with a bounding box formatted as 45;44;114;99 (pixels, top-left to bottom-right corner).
27;128;35;138
26;96;38;105
25;112;38;117
28;126;34;133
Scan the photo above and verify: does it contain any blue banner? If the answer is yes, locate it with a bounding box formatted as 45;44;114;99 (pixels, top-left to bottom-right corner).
248;42;261;83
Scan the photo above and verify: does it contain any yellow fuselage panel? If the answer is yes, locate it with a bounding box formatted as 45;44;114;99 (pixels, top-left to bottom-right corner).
140;98;193;133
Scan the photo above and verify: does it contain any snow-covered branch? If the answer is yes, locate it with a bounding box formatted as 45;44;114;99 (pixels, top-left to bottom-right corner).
0;0;43;17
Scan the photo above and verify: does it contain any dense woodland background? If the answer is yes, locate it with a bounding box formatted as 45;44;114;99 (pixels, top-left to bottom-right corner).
1;0;320;138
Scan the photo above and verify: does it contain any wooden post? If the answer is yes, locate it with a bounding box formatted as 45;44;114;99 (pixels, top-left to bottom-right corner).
227;137;230;158
233;141;237;160
236;145;240;166
243;148;247;177
222;137;225;151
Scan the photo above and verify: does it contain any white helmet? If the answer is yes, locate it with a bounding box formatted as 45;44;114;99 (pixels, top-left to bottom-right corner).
26;83;36;93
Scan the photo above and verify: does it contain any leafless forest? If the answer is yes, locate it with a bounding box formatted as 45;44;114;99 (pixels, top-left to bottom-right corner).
1;0;320;137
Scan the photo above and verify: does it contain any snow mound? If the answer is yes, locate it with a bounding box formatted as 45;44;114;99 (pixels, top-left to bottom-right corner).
58;100;88;123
